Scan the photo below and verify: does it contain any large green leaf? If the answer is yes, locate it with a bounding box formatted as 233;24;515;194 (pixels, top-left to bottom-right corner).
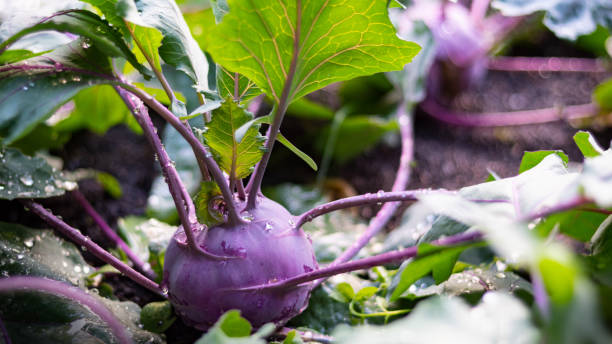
0;9;150;78
204;98;266;179
287;286;352;335
0;39;118;144
0;222;164;343
0;147;76;200
388;242;479;301
206;0;420;104
492;0;612;40
0;222;91;285
119;0;210;91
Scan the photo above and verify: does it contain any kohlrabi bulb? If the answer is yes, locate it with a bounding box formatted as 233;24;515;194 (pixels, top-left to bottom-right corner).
163;196;317;330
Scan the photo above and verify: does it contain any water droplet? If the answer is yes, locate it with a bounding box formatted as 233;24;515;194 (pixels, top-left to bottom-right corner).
81;40;91;49
0;185;4;191
71;75;81;82
59;78;67;84
44;185;55;193
22;86;28;91
264;222;273;232
96;26;105;33
24;239;34;248
62;261;68;268
74;266;82;273
19;175;33;186
161;286;169;296
495;272;506;279
240;211;254;222
16;254;24;260
288;218;296;227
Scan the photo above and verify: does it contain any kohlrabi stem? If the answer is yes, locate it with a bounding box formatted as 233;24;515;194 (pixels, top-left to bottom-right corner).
0;314;10;344
246;1;302;210
120;84;244;226
237;231;483;290
72;190;157;280
294;190;442;229
420;98;599;127
487;56;609;73
115;87;236;259
21;200;162;295
522;196;591;221
320;103;414;280
236;180;246;200
0;276;130;344
470;0;490;24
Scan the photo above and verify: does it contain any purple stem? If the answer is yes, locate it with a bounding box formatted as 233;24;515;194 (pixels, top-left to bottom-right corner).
115;87;234;260
320;103;414;280
121;85;244;226
0;315;10;344
0;276;130;344
237;232;483;291
21;200;161;295
246;1;302;210
420;98;599;127
71;190;157;280
531;272;550;318
488;56;609;73
470;0;490;24
522;196;591;221
294;190;447;229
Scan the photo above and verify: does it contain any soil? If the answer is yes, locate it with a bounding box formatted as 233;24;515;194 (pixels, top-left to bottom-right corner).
1;33;612;343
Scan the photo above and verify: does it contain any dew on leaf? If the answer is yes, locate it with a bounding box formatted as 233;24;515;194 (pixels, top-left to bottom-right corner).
23;238;34;248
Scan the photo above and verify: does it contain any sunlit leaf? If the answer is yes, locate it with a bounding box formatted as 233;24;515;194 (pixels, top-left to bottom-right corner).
206;0;420;104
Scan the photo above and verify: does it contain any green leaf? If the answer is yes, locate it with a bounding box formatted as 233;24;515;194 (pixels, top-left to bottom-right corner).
119;0;210;91
388;242;477;301
287;286;352;335
492;0;612;40
0;221;92;285
206;0;420;104
286;97;334;120
53;85;141;135
0;49;48;65
574;131;605;158
316;115;399;165
0;39;118;144
535;210;607;242
128;23;164;72
0;147;76;200
140;300;176;333
217;66;262;104
195;310;275;344
278;132;318;171
117;216;174;280
95;172;123;199
194;181;224;226
282;330;305;344
354;286;378;302
594;78;612;111
0;9;151;78
204;98;266;179
334;293;539;344
519;150;569;173
333;282;356;303
180;100;223;121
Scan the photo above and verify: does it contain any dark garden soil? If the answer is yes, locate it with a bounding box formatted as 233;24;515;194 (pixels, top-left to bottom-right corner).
1;34;611;342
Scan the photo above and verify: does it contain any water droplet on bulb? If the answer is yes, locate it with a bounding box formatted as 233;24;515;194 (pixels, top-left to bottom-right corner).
240;211;254;222
264;222;273;232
